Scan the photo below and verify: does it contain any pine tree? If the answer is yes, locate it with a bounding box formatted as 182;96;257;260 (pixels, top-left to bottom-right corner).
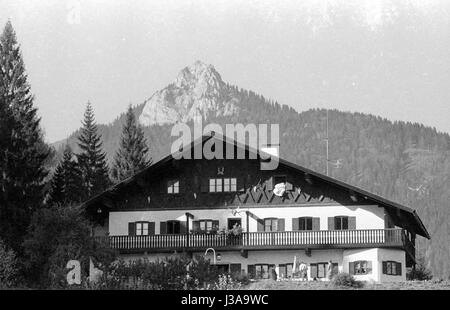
0;21;51;251
77;102;110;199
111;105;151;182
48;145;83;205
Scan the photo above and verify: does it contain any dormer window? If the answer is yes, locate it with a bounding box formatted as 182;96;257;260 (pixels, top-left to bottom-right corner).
167;180;179;194
209;178;237;192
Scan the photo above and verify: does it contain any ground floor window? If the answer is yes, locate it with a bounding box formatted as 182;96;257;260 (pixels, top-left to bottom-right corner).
248;264;275;279
310;262;338;279
278;263;293;279
349;260;372;275
383;261;402;276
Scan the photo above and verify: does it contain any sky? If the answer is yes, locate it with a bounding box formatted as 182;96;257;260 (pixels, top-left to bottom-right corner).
1;0;449;143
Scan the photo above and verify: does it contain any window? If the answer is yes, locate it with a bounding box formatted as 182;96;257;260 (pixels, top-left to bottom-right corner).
351;260;372;275
136;222;149;236
264;218;278;232
310;262;338;279
167;180;179;194
334;216;349;230
209;178;237;192
167;220;181;234
299;217;313;231
383;261;402;276
253;264;275;279
199;220;213;233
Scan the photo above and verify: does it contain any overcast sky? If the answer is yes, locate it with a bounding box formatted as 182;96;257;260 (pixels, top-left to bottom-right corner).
1;0;449;143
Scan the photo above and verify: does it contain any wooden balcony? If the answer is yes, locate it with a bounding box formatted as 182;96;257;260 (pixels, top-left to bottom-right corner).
96;228;414;254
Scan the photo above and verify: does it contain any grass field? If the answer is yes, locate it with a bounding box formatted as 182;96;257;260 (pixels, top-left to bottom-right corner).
243;279;450;290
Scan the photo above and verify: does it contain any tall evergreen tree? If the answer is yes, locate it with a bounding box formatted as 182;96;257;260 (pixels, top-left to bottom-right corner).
111;105;151;182
0;21;51;251
48;145;83;206
77;102;110;199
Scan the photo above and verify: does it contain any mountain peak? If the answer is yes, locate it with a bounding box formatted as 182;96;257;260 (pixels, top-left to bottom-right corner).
174;60;225;92
139;62;237;126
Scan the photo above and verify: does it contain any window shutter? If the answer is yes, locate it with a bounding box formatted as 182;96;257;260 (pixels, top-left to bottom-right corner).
310;264;318;278
192;220;200;232
285;181;293;191
312;217;320;231
367;261;372;274
382;261;387;274
178;180;184;193
349;262;355;275
160;221;167;234
292;218;299;231
397;262;402;276
149;222;155;235
247;265;256;278
266;177;273;191
212;220;219;231
278;218;285;232
128;222;136;236
328;217;334;230
237;177;245;192
201;179;209;192
257;219;265;232
180;221;187;234
160;180;167;193
349;216;356;230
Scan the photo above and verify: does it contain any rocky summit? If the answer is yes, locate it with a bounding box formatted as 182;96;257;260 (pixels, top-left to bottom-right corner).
139;61;239;126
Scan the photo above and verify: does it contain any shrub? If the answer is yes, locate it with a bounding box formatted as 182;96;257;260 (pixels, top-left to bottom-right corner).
407;258;432;281
207;274;242;290
331;272;363;288
0;239;20;288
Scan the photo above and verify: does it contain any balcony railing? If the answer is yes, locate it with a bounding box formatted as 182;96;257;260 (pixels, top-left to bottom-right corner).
96;228;410;253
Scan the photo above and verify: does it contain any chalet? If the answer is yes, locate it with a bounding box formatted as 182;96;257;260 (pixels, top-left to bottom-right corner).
83;132;430;283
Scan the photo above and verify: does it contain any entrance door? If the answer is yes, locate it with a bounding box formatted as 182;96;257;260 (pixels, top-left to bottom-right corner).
228;218;242;229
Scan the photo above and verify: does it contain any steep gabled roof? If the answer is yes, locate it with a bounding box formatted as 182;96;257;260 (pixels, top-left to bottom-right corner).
82;132;430;239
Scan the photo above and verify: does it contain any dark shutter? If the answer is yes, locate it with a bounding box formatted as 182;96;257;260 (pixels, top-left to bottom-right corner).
180;221;187;234
266;177;273;190
397;262;402;276
237;177;245;192
312;217;320;231
328;217;334;230
178;180;184;193
349;216;356;230
292;218;299;231
285;181;293;191
257;219;265;232
278;219;285;232
367;261;372;274
212;220;219;231
160;221;167;234
149;222;155;235
201;179;209;192
382;261;387;274
247;265;256;279
349;262;355;275
128;222;136;236
192;220;200;232
160;180;167;193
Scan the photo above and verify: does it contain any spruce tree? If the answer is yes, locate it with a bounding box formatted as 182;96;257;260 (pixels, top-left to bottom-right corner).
111;105;151;182
77;102;110;199
0;21;51;251
48;145;83;205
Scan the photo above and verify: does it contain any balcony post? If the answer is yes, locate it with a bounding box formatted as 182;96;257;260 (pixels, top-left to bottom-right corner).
246;211;250;246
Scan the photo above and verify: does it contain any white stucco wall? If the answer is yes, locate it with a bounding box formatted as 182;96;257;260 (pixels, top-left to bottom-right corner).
377;248;406;282
108;204;385;235
343;248;380;282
